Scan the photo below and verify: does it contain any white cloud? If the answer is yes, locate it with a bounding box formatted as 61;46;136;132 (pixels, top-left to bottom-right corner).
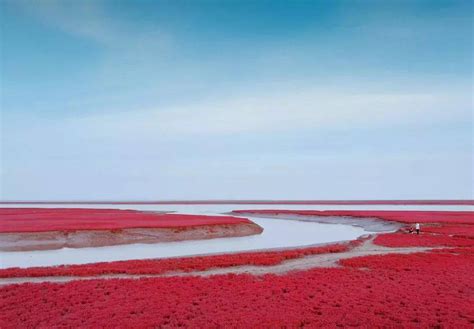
2;82;472;200
69;85;471;138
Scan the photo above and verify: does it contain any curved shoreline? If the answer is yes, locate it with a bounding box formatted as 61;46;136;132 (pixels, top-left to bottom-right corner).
229;212;402;232
231;209;474;224
2;207;471;270
0;216;369;269
0;208;263;251
0;223;263;252
0;237;439;285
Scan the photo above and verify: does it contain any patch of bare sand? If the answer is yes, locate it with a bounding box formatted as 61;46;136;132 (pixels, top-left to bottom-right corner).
0;223;262;252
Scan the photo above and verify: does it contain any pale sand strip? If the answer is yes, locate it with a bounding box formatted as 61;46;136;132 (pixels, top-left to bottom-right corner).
0;237;439;286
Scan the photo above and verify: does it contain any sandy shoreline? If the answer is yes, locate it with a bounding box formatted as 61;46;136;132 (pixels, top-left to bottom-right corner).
0;223;263;251
229;212;402;232
0;236;438;285
0;208;263;251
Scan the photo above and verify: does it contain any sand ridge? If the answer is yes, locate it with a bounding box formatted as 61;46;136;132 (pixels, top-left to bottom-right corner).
0;237;439;285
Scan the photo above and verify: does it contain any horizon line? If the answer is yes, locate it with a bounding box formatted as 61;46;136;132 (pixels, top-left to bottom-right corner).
0;199;473;205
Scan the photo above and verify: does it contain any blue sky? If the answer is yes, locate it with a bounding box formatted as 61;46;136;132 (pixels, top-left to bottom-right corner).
0;0;472;200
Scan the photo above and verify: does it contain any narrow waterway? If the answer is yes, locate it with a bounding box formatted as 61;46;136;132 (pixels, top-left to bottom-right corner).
0;203;471;269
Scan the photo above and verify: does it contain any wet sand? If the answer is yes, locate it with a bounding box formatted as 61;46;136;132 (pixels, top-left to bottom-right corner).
0;223;262;251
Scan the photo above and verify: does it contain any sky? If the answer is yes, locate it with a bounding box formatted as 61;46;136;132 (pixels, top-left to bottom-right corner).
0;0;472;201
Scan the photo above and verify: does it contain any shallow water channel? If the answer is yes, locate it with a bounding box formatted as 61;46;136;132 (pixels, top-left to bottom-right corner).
0;203;470;268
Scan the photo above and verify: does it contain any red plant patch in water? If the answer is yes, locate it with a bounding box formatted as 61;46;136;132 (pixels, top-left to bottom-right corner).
0;208;252;233
1;247;473;328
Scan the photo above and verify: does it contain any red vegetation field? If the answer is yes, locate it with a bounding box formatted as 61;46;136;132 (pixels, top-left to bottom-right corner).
1;247;473;328
374;232;474;248
232;209;474;224
0;208;251;233
1;209;473;327
421;223;474;237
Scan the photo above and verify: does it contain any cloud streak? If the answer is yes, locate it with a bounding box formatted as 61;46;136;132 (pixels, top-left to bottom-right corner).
68;84;471;137
1;0;472;200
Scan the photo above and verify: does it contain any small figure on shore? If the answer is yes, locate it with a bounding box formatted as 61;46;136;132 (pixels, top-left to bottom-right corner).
415;223;420;235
